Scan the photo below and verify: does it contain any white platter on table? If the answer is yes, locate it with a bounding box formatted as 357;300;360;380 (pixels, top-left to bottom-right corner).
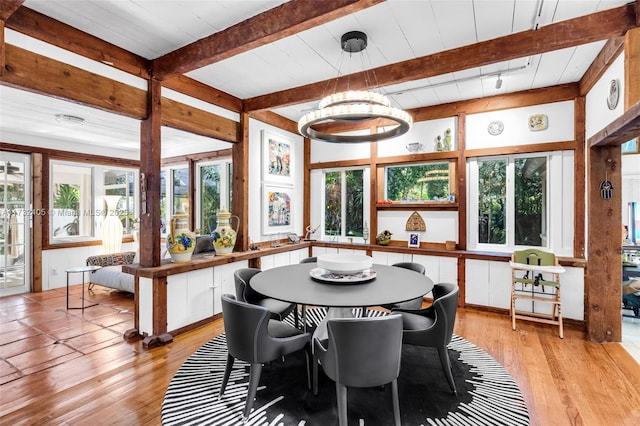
309;267;377;284
316;254;373;274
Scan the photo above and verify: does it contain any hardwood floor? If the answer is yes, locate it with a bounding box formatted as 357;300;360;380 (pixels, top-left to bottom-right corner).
1;286;639;425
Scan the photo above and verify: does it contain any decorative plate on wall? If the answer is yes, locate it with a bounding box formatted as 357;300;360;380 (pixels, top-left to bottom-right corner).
488;120;504;136
607;79;619;110
528;114;548;131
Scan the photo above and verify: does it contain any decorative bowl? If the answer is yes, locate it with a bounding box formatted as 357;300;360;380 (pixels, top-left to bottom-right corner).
317;254;373;274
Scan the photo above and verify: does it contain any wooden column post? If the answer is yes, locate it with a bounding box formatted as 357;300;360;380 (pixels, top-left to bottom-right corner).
232;112;250;251
139;78;162;267
586;145;622;342
624;27;640;110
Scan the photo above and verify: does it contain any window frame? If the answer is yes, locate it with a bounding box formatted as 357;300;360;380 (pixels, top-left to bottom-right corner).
49;160;139;245
467;151;572;254
320;166;370;241
195;158;232;235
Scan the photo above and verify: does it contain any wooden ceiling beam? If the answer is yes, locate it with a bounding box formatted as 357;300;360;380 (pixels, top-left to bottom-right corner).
588;100;640;147
152;0;383;80
1;44;146;118
162;75;242;113
161;97;238;143
245;3;638;112
1;44;237;142
0;0;23;21
579;37;624;96
6;6;150;78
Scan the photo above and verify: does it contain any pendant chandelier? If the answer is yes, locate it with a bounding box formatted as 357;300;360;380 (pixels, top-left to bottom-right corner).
298;31;412;143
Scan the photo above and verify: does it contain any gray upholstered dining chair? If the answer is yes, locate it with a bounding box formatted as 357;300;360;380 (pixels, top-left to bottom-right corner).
219;294;312;422
299;256;317;263
234;267;299;328
380;262;427;311
313;315;403;426
392;282;459;395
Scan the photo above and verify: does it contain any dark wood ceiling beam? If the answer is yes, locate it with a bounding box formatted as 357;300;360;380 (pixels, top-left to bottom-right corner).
588;100;640;147
248;110;298;135
1;44;147;118
245;3;637;112
6;6;150;78
152;0;383;80
161;98;238;143
579;37;624;96
162;75;242;113
1;44;237;142
0;0;23;21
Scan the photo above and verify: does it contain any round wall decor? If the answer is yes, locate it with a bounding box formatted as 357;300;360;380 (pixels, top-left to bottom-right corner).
488;120;504;136
607;79;619;110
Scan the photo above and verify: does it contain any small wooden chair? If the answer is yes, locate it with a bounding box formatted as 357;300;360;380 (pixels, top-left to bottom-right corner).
510;249;565;338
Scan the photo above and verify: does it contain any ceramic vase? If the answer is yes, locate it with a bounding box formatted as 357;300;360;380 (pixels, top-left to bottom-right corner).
212;209;239;255
166;213;196;263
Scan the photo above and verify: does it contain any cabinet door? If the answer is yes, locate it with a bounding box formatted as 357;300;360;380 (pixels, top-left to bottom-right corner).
214;260;248;314
167;268;214;331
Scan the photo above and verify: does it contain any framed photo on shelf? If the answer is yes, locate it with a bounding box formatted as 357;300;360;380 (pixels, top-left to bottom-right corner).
408;232;420;248
262;184;294;234
262;129;293;185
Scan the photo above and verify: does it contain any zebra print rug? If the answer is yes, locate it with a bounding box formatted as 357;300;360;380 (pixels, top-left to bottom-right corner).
162;308;529;425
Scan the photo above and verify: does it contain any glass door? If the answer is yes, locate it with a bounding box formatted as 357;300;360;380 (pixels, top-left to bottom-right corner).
0;152;31;296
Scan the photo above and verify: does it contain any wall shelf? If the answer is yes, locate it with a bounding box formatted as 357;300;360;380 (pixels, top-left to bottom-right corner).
376;202;458;210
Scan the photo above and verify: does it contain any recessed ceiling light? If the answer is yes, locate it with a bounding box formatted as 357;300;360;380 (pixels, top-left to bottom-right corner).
55;114;85;125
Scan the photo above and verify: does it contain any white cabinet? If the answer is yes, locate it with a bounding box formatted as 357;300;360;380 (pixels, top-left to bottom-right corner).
167;268;215;331
213;260;248;314
411;254;458;286
465;259;511;309
261;248;310;270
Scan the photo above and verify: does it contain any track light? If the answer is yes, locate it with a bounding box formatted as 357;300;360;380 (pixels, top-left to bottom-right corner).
495;74;503;89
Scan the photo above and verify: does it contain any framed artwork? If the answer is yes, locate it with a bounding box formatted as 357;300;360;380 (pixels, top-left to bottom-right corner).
408;232;420;248
262;184;294;234
262;130;293;185
528;114;548;131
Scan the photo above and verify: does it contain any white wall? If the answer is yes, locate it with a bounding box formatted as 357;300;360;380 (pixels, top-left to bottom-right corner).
248;118;305;242
466;101;575;149
585;53;625;139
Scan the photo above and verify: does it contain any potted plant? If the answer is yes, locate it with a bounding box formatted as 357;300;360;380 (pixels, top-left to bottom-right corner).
376;230;393;245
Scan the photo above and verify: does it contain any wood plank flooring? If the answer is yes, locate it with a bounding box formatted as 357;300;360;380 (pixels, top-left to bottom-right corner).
1;286;639;425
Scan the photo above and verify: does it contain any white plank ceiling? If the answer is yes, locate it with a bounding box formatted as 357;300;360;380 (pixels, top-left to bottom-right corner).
0;0;631;157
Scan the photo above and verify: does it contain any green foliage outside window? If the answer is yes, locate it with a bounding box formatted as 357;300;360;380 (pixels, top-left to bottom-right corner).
477;156;547;246
386;162;450;202
478;160;506;244
324;169;364;237
201;164;221;235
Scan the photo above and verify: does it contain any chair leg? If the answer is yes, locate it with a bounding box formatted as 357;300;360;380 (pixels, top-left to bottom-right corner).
391;378;401;426
336;382;348;426
294;306;300;329
219;354;235;398
437;346;457;395
243;363;263;421
304;346;312;390
312;353;319;395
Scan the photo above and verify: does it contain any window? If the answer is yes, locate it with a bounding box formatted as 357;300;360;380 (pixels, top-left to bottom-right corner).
197;160;232;235
384;161;454;202
104;169;136;234
172;168;189;215
50;161;138;244
323;169;365;238
469;153;553;251
50;162;92;240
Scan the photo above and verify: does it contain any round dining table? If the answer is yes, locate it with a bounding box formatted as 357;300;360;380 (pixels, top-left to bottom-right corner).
251;262;434;339
251;262;433;308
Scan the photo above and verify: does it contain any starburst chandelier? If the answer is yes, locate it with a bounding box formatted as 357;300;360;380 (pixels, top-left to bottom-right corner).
298;31;412;143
